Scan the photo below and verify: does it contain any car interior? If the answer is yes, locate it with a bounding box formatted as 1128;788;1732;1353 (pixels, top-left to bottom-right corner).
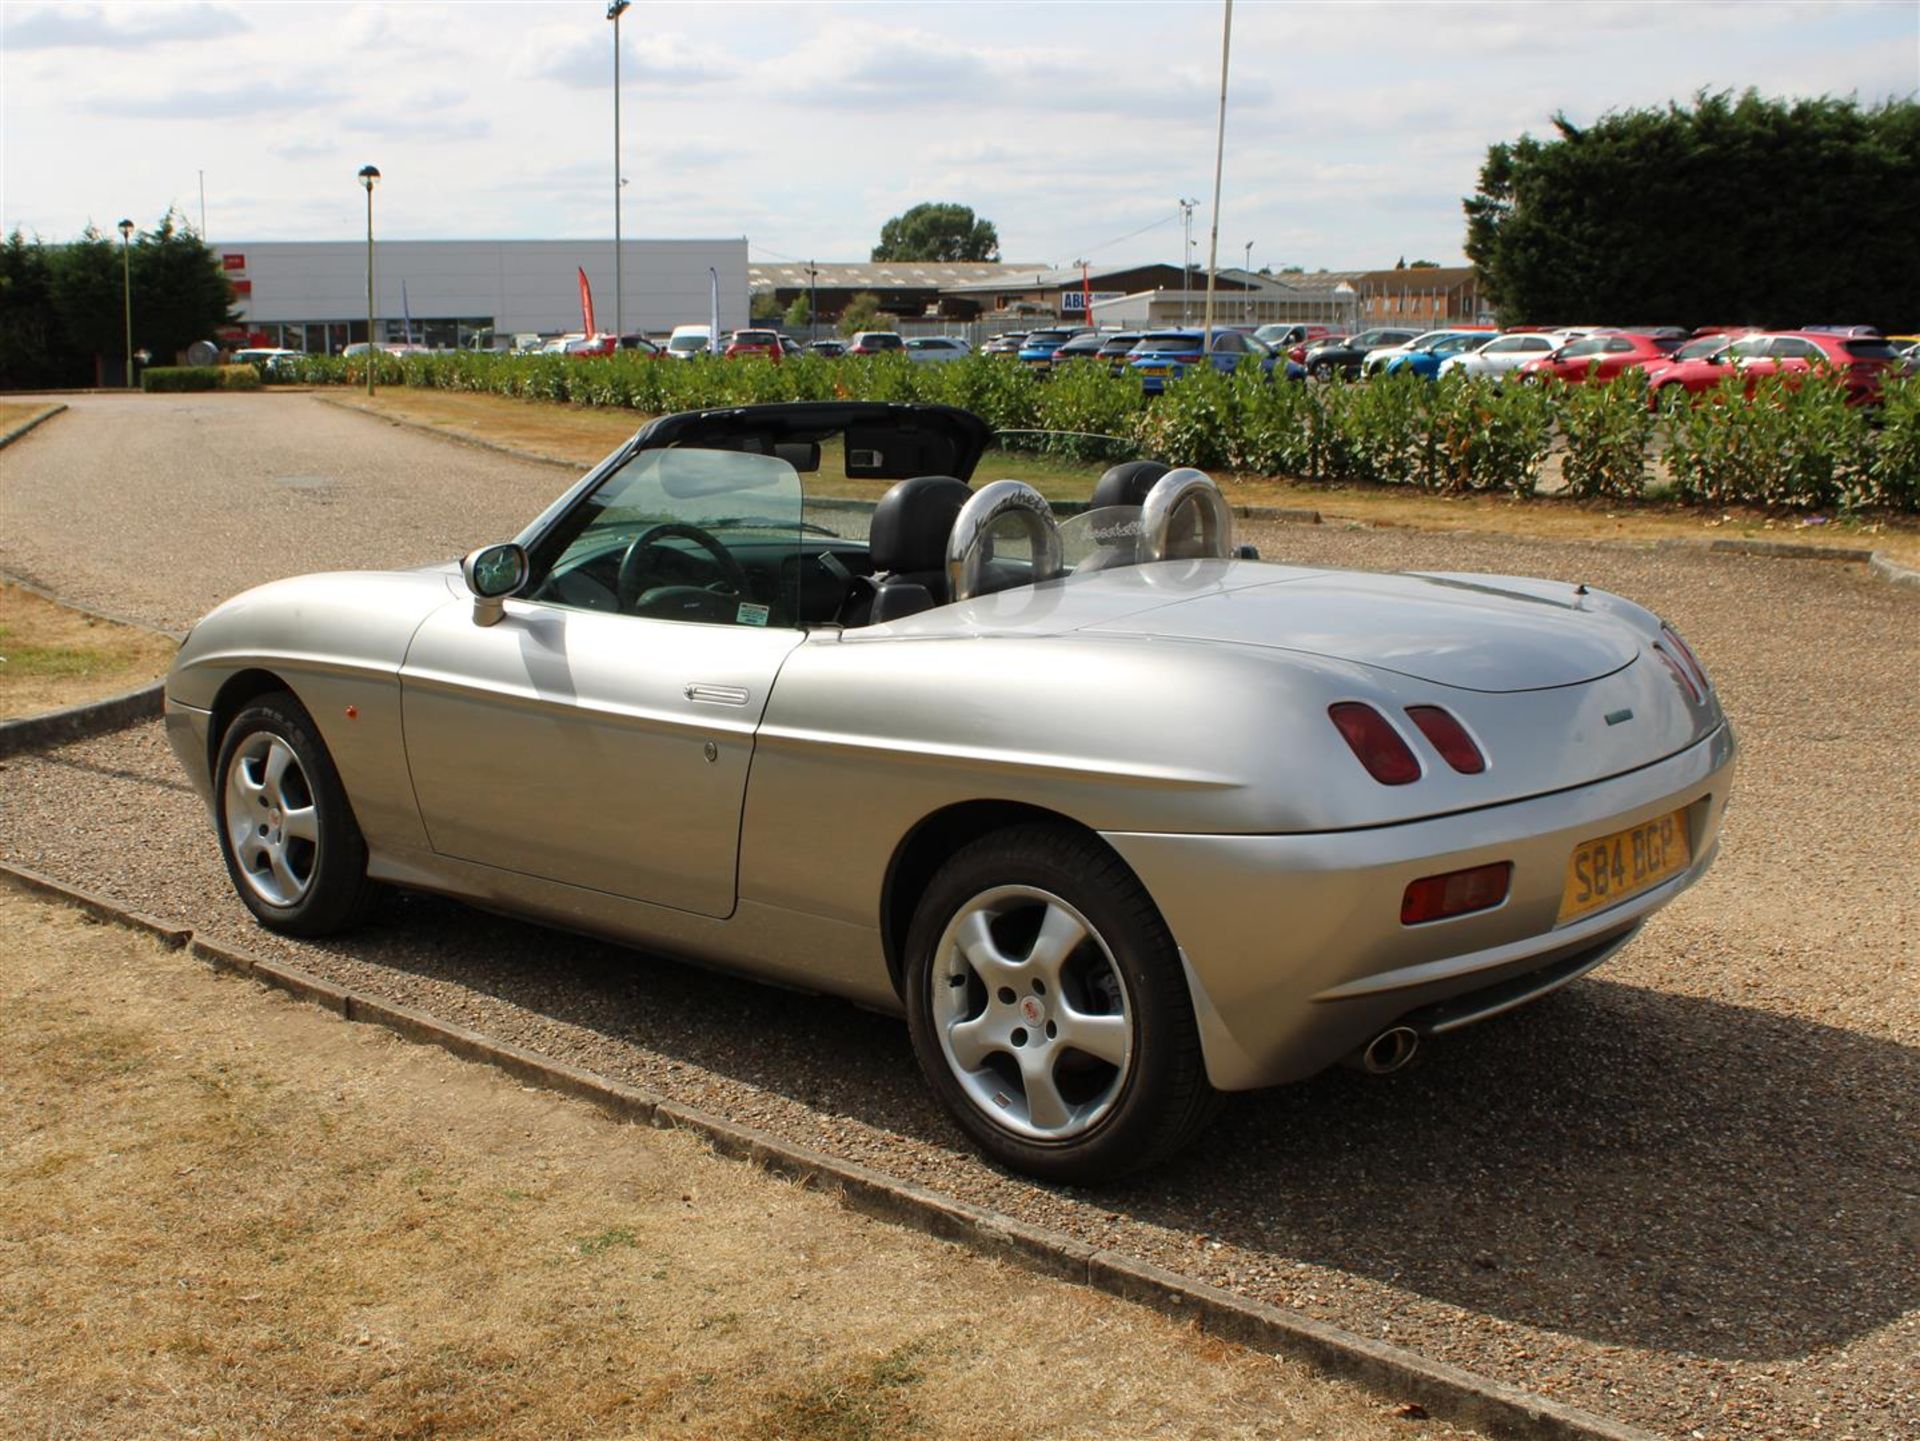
520;404;1235;634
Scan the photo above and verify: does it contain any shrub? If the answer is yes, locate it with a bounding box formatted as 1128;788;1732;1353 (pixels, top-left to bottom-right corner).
1558;370;1655;500
217;364;261;391
1135;363;1235;471
1662;373;1872;510
1863;374;1920;510
1427;375;1554;495
141;366;218;392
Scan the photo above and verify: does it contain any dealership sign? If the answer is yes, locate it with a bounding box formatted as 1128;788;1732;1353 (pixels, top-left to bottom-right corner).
222;253;246;271
1061;290;1124;313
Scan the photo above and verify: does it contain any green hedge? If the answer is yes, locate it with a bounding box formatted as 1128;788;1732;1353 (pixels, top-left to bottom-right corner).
264;350;1920;512
142;366;218;392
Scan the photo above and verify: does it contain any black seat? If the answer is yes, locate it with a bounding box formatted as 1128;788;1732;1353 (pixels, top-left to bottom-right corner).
1090;459;1170;509
847;474;972;625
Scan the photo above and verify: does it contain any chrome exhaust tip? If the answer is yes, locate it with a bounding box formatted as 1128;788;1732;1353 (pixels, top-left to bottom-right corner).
1355;1025;1420;1075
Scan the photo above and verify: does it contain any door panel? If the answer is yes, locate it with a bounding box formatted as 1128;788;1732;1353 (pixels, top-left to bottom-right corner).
401;599;802;918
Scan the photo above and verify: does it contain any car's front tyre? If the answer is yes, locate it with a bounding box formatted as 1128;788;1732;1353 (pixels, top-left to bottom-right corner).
904;825;1217;1183
214;691;375;937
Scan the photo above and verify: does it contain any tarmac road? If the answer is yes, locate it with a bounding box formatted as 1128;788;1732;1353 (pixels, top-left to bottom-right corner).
3;391;1916;1439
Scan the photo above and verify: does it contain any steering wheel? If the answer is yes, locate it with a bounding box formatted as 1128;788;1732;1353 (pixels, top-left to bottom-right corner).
615;522;751;617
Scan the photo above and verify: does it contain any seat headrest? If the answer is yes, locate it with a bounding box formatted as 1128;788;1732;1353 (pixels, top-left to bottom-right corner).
1091;459;1171;510
871;475;972;574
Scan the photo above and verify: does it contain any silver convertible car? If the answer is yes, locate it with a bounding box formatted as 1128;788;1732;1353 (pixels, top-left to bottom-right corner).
166;401;1735;1181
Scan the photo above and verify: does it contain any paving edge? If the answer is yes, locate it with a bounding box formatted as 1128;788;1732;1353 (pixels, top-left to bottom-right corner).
0;570;183;759
0;402;67;450
0;859;1657;1441
309;391;585;471
0;679;165;759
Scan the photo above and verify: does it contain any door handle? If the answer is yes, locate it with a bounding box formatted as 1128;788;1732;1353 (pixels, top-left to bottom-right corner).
684;683;750;706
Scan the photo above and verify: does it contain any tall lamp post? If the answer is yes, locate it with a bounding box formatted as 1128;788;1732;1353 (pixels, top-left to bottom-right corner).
1243;240;1253;322
805;261;819;344
358;165;380;396
116;219;135;388
1177;198;1197;323
608;0;630;341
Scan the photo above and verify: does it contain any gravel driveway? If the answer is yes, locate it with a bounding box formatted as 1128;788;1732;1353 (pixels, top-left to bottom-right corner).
4;392;1916;1439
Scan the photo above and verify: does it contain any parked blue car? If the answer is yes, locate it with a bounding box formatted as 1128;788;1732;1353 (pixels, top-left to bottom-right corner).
1126;328;1278;393
1015;328;1082;372
1378;330;1498;380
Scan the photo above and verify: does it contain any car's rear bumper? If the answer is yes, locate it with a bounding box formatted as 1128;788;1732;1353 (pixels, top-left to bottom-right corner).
1103;722;1736;1090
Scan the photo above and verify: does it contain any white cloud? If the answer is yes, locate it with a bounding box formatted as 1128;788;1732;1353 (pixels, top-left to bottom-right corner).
2;2;246;50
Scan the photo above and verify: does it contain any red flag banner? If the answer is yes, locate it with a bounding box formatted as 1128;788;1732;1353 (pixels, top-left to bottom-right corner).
577;267;597;337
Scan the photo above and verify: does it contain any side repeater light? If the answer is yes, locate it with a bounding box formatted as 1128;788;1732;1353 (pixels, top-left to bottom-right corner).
1328;703;1420;785
1660;625;1710;695
1401;862;1513;925
1404;705;1486;774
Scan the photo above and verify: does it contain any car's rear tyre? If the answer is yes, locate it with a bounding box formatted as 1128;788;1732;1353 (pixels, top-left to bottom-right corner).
214;691;375;937
903;825;1218;1183
1310;360;1334;380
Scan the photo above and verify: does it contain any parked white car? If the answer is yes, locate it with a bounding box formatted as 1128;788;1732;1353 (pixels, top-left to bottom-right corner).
665;324;714;360
905;336;973;365
1439;332;1568;381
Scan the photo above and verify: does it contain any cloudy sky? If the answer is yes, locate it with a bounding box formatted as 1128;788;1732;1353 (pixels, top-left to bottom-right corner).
3;1;1914;271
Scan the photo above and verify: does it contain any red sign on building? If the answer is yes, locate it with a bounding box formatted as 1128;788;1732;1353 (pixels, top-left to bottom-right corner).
231;280;253;296
222;253;246;271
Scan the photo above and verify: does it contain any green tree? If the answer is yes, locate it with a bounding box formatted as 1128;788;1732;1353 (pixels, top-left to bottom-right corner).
749;289;783;321
0;230;80;388
1465;91;1920;328
837;291;885;336
128;211;238;363
871;202;1000;262
782;292;812;329
49;227;125;379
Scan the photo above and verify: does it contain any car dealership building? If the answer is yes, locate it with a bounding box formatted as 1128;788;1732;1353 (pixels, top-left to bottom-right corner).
213;238;749;351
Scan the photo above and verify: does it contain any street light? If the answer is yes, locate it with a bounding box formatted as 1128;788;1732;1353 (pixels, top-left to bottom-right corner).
1243;241;1253;322
608;0;630;342
358;165;380;396
116;219;134;388
1177;198;1197;322
805;260;819;344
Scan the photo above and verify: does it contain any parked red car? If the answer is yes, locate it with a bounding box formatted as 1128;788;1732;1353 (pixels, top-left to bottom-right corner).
723;329;784;362
1512;330;1684;385
1641;331;1902;408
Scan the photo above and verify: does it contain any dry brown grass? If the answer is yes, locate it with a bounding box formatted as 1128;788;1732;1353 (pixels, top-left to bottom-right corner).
0;885;1470;1441
324;388;1920;568
0;401;59;432
0;583;177;719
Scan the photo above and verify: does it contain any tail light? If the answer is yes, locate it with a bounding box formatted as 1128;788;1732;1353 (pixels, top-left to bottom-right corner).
1405;706;1486;774
1655;647;1701;703
1329;703;1420;785
1660;625;1709;693
1401;862;1512;925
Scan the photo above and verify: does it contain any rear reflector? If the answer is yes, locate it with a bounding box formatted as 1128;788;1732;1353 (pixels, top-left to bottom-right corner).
1401;862;1513;925
1405;705;1486;774
1328;703;1420;785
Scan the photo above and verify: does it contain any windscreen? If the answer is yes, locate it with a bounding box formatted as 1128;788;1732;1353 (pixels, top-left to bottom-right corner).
528;446;807;628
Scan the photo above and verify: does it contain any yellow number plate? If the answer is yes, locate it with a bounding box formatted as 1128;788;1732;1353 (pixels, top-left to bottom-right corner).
1558;809;1692;924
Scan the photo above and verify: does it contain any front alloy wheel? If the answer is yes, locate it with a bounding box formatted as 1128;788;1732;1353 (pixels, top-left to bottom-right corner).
214;692;374;936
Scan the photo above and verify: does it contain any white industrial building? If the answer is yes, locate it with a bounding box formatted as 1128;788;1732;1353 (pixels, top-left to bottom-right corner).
214;238;749;352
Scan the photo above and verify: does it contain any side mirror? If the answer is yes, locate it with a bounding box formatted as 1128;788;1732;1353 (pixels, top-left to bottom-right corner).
461;542;528;627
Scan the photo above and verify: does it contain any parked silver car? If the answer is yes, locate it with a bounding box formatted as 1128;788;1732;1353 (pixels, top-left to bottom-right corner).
165;402;1734;1181
905;336;973;365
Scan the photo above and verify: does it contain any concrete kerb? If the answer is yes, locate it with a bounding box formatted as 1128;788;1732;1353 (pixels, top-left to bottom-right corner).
0;402;67;450
308;392;584;471
0;858;1656;1441
0;569;185;759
